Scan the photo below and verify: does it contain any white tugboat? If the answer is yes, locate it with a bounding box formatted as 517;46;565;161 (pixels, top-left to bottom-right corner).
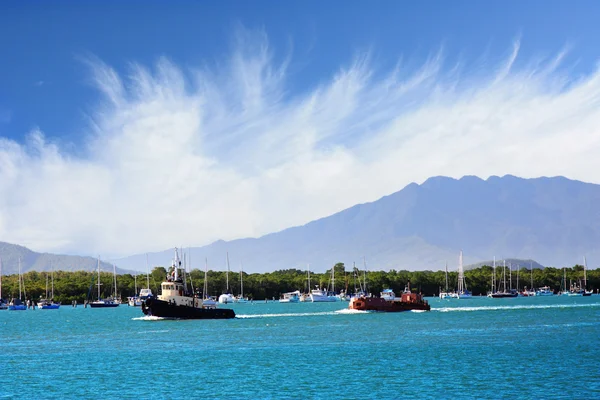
142;248;235;319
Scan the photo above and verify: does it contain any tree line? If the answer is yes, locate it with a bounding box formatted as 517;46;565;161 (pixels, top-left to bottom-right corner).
1;263;597;303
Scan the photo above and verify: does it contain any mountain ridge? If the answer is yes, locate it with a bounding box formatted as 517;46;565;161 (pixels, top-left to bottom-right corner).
3;174;599;274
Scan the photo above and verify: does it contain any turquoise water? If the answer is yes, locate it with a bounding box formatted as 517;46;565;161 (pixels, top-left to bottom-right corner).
1;296;599;399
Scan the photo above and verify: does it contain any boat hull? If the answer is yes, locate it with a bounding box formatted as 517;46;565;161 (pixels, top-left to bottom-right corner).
8;305;27;310
349;297;430;312
89;302;119;308
142;297;235;319
40;304;60;309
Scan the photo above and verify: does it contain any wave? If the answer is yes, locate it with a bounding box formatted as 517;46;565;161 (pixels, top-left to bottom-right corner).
131;316;166;321
434;303;600;313
235;311;342;319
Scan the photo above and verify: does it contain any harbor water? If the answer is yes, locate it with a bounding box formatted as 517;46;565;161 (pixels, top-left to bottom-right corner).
1;295;599;399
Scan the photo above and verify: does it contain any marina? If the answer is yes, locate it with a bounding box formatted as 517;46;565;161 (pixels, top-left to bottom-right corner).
0;295;598;398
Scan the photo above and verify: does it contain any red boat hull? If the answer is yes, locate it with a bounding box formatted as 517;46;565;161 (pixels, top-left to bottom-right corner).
349;296;430;312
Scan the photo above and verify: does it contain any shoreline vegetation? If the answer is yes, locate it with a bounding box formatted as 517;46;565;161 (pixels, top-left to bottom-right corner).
1;263;597;304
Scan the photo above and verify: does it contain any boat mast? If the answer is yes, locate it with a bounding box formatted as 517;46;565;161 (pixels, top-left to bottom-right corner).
188;248;194;294
0;257;2;300
145;253;150;289
18;256;22;300
458;251;464;293
225;252;231;292
516;264;519;292
134;274;137;296
307;263;311;292
240;262;244;298
583;256;587;289
204;258;209;299
353;261;357;293
503;259;506;293
492;256;496;294
45;271;49;299
363;256;368;295
97;256;101;301
530;261;533;291
51;263;54;299
113;264;118;299
445;262;449;292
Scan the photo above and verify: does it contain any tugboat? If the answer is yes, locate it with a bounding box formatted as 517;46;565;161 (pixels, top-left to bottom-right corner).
349;281;430;312
141;248;235;319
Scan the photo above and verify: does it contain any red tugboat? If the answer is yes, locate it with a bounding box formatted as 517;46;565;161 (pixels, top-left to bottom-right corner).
349;281;430;312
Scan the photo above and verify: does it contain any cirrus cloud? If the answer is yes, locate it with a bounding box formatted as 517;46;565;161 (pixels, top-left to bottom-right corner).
1;30;599;258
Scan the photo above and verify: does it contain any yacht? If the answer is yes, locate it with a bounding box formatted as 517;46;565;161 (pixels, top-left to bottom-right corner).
381;289;396;301
535;286;554;296
439;262;456;299
280;290;300;303
310;287;337;302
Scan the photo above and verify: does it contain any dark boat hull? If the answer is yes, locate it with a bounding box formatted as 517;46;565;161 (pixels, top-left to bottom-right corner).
490;293;519;298
349;297;430;312
142;298;235;319
89;303;120;308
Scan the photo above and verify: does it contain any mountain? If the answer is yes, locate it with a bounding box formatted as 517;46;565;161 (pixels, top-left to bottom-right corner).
0;242;134;275
113;175;600;273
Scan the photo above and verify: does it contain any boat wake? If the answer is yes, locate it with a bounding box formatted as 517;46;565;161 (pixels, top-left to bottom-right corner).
434;303;600;313
131;316;166;321
335;308;371;314
236;311;341;319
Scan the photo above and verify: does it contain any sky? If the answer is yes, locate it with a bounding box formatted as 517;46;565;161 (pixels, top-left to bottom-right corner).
1;0;600;258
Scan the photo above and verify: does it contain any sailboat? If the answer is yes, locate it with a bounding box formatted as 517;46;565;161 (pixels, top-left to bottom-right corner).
310;264;338;302
235;263;249;303
581;257;593;296
39;264;60;309
218;252;235;304
139;253;153;301
202;258;216;306
127;273;142;306
490;259;518;298
89;257;119;308
8;256;27;310
0;257;8;310
439;262;455;299
299;264;311;302
456;250;472;299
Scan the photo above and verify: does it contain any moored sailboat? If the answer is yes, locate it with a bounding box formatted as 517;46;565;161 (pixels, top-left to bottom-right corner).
8;257;27;310
218;252;235;304
456;250;472;299
439;262;456;299
0;257;7;310
89;257;119;308
39;265;60;309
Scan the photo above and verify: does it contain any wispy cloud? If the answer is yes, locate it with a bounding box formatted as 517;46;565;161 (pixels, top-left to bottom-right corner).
1;28;599;257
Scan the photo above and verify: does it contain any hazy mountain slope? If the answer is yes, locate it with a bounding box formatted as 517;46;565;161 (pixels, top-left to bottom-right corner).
0;242;133;275
113;175;600;272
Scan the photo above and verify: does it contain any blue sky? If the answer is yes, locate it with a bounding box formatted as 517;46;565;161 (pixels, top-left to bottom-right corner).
2;1;599;143
2;1;600;257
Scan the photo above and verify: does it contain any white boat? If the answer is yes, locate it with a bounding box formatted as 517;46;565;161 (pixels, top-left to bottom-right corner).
381;289;395;301
280;290;300;303
128;273;142;306
310;287;337;302
299;293;311;302
337;290;350;301
536;286;554;296
218;252;235;304
439;262;456;299
456;250;472;299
